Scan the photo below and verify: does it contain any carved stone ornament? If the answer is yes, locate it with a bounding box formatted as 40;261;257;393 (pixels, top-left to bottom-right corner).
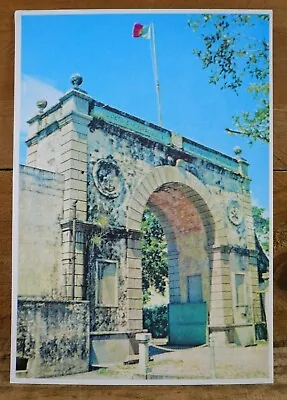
227;199;244;226
93;156;123;198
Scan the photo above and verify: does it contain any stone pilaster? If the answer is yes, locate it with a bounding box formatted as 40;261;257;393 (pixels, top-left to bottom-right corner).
249;254;263;324
209;246;233;344
58;89;93;222
126;230;143;331
61;223;85;299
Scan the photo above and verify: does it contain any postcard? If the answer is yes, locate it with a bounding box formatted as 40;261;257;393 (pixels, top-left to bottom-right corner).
11;9;273;385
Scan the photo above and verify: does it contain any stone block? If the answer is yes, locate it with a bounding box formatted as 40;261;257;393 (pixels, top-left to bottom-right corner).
127;277;142;290
64;177;87;191
90;332;136;365
154;166;167;184
127;268;142;279
209;315;226;326
211;274;231;285
61;128;82;143
63;189;87;202
169;279;180;289
75;263;84;275
127;248;142;259
128;298;143;309
77;210;87;221
63;198;86;213
151;170;164;188
135;332;151;342
60;158;87;173
169;286;180;297
16;299;90;378
64;168;87;182
61;148;87;163
127;288;142;300
168;258;179;268
74;286;83;298
126;217;141;231
62;138;87;154
169;294;181;303
127;257;141;269
62;239;72;254
129;309;142;320
127;208;143;224
131;192;147;209
210;290;232;302
64;274;73;286
210;307;233;319
146;172;159;192
129;319;143;331
211;282;232;294
141;179;153;198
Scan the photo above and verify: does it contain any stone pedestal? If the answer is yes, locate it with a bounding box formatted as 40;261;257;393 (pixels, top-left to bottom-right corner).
136;332;151;375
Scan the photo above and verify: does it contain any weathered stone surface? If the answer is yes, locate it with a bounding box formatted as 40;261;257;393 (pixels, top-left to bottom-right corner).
16;299;90;378
18;166;64;298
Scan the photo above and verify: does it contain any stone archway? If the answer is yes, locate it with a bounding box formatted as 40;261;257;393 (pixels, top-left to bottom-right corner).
126;165;232;345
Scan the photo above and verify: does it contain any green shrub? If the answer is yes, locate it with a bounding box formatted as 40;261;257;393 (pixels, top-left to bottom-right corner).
143;305;168;338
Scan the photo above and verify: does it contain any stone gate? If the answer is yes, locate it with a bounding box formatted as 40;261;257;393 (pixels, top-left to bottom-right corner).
17;75;267;375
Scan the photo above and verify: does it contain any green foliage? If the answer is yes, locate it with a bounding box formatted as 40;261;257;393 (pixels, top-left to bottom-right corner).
93;214;109;228
141;208;168;304
252;205;269;253
188;14;270;143
143;305;168;338
91;235;102;247
90;214;110;248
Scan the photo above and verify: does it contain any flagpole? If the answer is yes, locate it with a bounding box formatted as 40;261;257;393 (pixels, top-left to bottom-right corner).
151;23;163;127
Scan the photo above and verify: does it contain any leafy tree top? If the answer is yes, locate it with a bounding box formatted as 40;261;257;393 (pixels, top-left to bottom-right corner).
188;14;270;144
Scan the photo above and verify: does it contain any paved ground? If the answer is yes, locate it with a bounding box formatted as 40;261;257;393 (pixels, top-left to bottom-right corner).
54;340;271;382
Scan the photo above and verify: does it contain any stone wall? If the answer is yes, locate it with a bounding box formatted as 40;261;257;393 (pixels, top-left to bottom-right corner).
16;299;90;378
18;166;64;298
86;120;249;231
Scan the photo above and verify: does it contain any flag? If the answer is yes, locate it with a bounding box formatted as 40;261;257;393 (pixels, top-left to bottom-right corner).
132;23;151;39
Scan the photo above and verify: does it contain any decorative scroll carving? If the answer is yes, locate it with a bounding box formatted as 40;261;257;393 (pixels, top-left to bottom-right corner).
227;199;243;226
92;156;123;198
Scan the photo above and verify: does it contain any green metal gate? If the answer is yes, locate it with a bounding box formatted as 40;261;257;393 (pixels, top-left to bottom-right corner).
169;302;207;346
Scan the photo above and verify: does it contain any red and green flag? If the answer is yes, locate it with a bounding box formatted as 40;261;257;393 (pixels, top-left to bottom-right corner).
132;23;151;39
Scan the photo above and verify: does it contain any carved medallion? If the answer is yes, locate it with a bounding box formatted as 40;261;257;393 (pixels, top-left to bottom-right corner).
93;156;122;198
227;199;243;226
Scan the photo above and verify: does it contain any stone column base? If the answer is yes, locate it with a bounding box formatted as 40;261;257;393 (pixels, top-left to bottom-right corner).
209;324;256;347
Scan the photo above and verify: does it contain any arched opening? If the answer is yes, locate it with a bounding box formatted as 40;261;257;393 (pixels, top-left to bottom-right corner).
126;167;217;346
144;182;215;345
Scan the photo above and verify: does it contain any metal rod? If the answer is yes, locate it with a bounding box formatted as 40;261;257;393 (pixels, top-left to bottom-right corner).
151;23;163;127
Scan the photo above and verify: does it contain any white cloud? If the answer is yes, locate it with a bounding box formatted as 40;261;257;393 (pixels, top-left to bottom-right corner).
17;75;63;165
20;75;63;133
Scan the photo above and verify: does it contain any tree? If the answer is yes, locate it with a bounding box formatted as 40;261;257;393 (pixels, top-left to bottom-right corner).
188;14;270;143
141;208;168;304
252;205;269;253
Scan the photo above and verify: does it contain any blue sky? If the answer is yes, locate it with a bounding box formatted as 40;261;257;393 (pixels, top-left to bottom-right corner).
18;11;270;212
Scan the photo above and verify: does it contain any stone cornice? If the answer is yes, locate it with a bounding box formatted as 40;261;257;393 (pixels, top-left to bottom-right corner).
212;244;258;257
60;220;141;240
26;111;92;147
89;118;250;186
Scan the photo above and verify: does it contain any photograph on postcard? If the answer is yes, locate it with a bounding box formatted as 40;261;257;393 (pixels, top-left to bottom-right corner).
11;10;272;384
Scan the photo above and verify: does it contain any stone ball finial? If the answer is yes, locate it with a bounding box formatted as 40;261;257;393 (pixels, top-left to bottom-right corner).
71;73;83;89
233;146;242;157
36;99;48;114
